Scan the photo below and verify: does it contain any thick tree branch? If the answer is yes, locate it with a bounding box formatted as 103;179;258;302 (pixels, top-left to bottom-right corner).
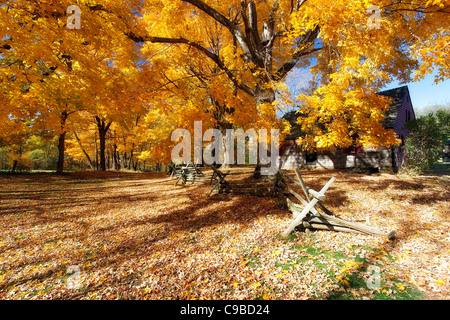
87;4;109;12
125;33;255;97
182;0;254;61
261;0;280;50
1;44;12;50
183;0;235;30
275;47;321;81
267;0;280;32
274;26;321;81
240;1;260;65
248;1;262;48
381;3;450;15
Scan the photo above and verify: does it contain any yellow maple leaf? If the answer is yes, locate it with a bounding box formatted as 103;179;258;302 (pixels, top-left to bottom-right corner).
395;283;405;291
435;279;445;286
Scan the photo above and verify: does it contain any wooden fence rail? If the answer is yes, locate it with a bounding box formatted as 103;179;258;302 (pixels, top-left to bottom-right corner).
174;164;396;239
279;168;396;239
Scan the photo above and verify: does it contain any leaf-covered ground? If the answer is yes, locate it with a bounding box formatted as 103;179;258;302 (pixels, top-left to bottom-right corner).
0;169;448;300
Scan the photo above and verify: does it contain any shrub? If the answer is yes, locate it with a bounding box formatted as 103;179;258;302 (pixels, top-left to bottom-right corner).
401;113;445;174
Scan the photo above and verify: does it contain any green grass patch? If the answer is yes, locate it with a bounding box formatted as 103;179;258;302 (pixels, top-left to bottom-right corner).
246;255;262;269
278;237;422;300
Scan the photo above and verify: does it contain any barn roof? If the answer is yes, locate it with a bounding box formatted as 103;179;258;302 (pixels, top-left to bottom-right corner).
283;85;410;139
377;85;409;129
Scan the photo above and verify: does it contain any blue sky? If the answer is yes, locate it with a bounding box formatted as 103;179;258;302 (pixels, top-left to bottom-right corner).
381;72;450;112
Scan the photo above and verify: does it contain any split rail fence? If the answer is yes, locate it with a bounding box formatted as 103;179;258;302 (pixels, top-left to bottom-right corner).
172;165;396;239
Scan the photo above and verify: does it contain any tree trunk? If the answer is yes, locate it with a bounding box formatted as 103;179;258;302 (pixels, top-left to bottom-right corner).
73;130;95;170
100;135;108;171
11;160;18;174
99;132;106;171
57;131;67;173
56;111;68;174
106;150;110;170
124;0;320;177
219;120;234;170
113;144;120;170
253;85;276;178
123;152;128;169
94;132;99;170
128;151;134;169
128;142;135;169
255;85;276;106
95;116;112;171
110;130;118;170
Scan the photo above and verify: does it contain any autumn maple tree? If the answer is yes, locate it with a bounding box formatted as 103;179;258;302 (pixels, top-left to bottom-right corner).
123;0;449;157
0;0;146;172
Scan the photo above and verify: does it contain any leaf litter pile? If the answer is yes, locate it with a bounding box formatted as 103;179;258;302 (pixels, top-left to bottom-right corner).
0;169;448;300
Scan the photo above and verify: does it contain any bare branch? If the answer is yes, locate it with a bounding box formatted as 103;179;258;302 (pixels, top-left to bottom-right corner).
274;26;321;81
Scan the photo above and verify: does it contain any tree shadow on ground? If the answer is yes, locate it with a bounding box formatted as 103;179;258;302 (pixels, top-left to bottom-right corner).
1;169;448;299
0;171;287;290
